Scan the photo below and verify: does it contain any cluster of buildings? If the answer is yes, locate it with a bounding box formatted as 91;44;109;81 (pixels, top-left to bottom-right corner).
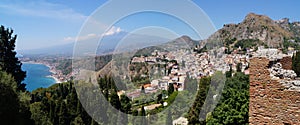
126;46;252;99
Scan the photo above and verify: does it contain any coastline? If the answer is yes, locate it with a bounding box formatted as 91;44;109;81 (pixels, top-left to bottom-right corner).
22;61;63;83
47;75;62;84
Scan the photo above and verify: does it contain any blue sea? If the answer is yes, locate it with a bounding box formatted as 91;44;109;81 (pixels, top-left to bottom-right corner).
22;63;56;91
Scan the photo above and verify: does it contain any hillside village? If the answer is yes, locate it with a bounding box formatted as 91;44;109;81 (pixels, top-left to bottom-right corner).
69;13;300;124
121;42;299;124
19;13;300;124
2;0;300;123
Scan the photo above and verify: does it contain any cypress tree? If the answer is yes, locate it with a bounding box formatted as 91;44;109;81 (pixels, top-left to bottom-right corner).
0;25;26;91
236;63;242;72
140;106;147;125
166;110;172;125
141;85;145;94
292;51;300;76
109;90;121;110
168;83;174;96
0;71;20;124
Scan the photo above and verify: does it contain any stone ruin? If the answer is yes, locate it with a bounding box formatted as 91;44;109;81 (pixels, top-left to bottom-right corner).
249;57;300;125
270;62;297;79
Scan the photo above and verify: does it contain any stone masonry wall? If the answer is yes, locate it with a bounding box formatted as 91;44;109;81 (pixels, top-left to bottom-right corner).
249;57;300;125
279;56;293;70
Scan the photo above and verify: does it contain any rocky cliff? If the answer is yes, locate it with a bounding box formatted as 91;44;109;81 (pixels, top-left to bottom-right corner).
205;13;300;48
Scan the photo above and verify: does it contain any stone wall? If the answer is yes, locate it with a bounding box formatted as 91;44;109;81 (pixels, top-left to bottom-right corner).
279;56;293;70
249;57;300;125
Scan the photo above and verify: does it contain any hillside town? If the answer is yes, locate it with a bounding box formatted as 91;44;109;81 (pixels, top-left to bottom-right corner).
122;44;299;124
125;45;253;99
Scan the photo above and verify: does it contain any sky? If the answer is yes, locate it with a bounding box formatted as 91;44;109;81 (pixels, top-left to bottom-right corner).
0;0;299;50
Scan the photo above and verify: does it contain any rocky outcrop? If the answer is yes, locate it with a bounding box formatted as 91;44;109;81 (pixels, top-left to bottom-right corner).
249;57;300;125
206;13;297;48
276;18;291;31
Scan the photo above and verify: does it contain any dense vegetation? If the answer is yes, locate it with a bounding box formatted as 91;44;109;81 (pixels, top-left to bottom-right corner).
234;39;266;52
187;77;211;124
206;72;249;124
187;71;249;124
292;51;300;76
30;82;97;125
0;25;26;91
0;25;33;124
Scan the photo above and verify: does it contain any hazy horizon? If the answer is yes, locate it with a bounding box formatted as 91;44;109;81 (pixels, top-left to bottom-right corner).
1;0;300;50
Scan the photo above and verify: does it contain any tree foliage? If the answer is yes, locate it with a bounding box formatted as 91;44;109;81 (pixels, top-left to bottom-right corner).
0;25;26;91
29;82;98;125
0;71;33;124
0;25;33;124
166;109;172;125
187;72;249;125
206;72;249;125
292;51;300;76
168;83;174;96
0;77;20;125
187;77;211;124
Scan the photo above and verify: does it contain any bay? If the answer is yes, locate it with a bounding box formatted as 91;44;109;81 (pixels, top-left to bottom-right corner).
22;63;56;91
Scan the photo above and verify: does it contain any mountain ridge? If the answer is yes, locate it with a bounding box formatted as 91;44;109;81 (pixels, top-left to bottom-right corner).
204;13;299;48
97;13;300;75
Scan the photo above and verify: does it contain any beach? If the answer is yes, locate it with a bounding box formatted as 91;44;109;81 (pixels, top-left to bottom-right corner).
23;61;64;84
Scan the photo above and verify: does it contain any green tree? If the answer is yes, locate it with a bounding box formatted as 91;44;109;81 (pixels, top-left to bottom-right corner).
71;115;84;125
292;51;300;76
120;94;131;125
236;63;242;72
168;83;174;96
67;87;79;115
166;110;172;125
156;94;163;104
0;25;26;91
0;70;17;90
187;77;211;124
206;72;249;125
132;109;138;124
109;90;121;110
0;81;20;125
140;106;147;125
0;71;33;124
30;102;52;125
141;85;145;94
59;101;69;125
226;65;233;78
184;74;198;93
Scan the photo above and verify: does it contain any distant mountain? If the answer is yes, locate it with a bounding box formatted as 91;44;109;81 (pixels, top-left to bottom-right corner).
171;35;199;47
18;31;171;56
18;42;75;56
20;13;300;57
95;35;200;76
97;13;300;74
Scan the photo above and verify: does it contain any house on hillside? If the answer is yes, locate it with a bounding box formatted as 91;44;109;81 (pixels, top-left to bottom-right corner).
173;117;188;125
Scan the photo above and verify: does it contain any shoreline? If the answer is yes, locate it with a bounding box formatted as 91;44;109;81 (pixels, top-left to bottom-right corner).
23;61;63;83
47;75;62;84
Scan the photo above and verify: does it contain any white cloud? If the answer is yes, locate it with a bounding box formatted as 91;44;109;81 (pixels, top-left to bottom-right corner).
0;1;87;22
102;27;122;36
63;26;123;42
